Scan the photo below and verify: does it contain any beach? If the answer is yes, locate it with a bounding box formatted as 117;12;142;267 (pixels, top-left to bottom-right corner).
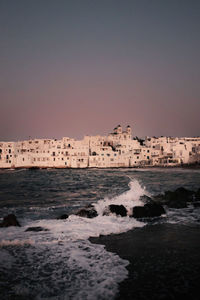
90;223;200;300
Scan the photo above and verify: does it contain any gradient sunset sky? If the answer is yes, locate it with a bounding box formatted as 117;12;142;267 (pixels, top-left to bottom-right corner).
0;0;200;141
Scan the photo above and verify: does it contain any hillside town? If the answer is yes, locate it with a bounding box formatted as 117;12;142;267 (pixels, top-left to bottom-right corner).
0;125;200;169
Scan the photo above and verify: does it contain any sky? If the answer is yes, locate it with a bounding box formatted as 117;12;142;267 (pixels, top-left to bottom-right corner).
0;0;200;141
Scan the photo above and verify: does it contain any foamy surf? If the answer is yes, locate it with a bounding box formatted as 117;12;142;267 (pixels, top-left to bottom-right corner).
0;178;147;299
94;178;148;216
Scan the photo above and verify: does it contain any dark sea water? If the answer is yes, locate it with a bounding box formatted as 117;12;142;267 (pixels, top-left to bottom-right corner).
0;168;200;299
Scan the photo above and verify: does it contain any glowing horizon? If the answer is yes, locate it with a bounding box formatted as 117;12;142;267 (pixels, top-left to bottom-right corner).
0;0;200;141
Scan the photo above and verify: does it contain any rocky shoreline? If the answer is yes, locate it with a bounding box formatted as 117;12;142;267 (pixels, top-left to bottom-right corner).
1;186;199;228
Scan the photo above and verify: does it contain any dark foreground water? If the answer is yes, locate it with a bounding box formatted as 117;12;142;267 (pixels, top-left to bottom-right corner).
0;168;200;299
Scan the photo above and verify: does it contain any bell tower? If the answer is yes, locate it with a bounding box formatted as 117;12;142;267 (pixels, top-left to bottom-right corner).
126;125;132;137
126;125;132;139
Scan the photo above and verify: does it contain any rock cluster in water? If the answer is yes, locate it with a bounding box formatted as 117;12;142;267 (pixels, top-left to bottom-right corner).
1;187;199;230
73;187;200;220
153;187;200;208
75;204;98;218
103;205;127;217
131;202;165;219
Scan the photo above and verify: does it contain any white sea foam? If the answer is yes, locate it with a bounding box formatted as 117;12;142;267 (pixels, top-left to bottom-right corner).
0;239;34;247
0;178;146;299
94;178;148;216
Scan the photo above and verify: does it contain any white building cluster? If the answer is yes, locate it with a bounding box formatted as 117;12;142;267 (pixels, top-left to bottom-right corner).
0;125;200;169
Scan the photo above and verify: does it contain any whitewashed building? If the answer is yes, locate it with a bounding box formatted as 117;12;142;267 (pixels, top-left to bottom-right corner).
0;126;200;169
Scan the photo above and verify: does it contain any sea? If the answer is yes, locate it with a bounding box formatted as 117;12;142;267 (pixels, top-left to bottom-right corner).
0;168;200;300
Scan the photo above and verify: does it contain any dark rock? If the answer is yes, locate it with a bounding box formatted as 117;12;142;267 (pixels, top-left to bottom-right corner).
139;195;153;203
153;187;195;209
57;214;69;220
167;187;193;200
152;194;164;202
25;226;49;232
0;214;21;227
131;202;166;219
193;202;200;208
108;204;127;217
76;205;98;218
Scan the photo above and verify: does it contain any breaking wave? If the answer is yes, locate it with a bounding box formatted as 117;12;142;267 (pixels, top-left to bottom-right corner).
0;178;147;300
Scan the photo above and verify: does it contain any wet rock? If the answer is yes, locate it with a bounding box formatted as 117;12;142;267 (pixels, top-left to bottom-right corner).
131;202;165;219
166;187;193;201
57;214;69;220
107;204;127;217
76;205;98;218
0;214;21;227
25;226;49;232
139;195;153;203
153;187;195;209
